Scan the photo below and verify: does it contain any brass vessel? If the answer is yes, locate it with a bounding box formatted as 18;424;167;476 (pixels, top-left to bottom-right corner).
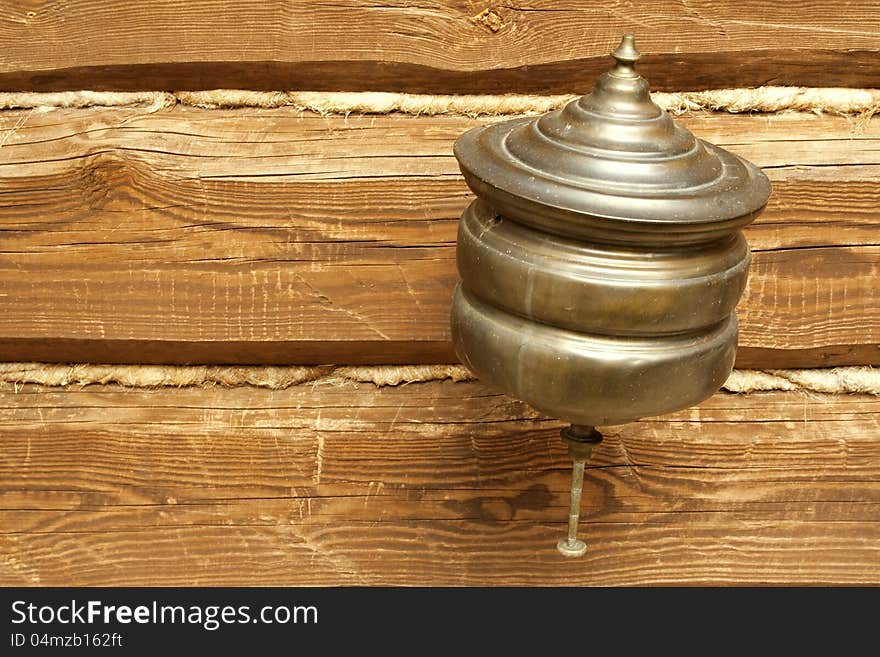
450;35;771;556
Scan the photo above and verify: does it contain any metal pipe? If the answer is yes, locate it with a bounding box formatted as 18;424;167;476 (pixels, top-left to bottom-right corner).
558;456;587;557
557;425;602;557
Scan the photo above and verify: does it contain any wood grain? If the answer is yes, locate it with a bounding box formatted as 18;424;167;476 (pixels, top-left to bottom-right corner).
0;1;879;92
1;107;878;366
0;381;877;585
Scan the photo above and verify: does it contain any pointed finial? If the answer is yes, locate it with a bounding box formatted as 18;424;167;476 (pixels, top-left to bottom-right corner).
610;34;640;77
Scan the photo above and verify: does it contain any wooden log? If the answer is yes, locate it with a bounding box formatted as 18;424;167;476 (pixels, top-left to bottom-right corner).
0;107;878;367
0;381;877;585
0;1;879;92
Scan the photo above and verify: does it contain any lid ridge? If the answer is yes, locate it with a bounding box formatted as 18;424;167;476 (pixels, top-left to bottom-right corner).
452;34;772;244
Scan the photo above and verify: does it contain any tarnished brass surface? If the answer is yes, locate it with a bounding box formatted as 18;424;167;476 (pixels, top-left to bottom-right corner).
451;35;770;427
449;35;771;554
456;199;751;337
452;286;737;426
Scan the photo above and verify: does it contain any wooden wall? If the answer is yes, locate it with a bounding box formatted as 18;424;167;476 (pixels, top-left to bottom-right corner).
0;1;878;586
0;108;878;367
3;381;878;585
1;1;879;92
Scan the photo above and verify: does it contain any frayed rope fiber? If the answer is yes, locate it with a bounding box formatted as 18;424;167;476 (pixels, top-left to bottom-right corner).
1;363;878;395
0;363;475;390
0;88;878;119
723;368;880;395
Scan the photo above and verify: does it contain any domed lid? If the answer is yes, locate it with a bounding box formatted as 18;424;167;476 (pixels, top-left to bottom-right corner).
453;35;771;245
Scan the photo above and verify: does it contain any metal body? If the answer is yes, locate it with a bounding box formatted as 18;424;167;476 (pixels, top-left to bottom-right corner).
450;35;771;553
451;35;770;428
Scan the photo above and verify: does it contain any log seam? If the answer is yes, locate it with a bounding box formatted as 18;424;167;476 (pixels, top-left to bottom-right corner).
0;88;878;119
0;363;878;395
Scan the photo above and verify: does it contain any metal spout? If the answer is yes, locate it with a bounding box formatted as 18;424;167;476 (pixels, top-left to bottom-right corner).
557;425;603;557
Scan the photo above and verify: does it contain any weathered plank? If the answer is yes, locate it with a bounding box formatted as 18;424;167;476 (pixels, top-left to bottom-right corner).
0;381;877;585
0;1;879;92
0;107;878;366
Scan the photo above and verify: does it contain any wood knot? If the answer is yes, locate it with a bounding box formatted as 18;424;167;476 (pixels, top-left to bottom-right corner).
471;8;505;33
